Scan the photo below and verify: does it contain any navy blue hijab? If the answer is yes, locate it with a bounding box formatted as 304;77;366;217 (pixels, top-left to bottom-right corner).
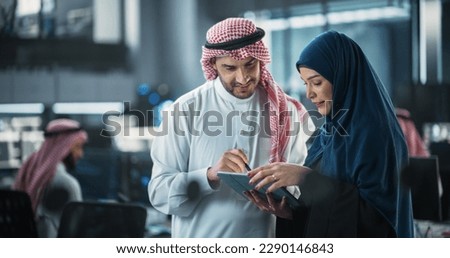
296;31;413;237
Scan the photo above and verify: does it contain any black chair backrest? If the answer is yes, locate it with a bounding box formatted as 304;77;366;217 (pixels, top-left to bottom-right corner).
429;142;450;220
0;189;38;237
402;156;442;221
57;201;147;238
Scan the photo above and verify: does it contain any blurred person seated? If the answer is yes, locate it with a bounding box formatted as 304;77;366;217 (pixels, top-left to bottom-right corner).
396;108;444;211
395;107;430;157
13;119;88;237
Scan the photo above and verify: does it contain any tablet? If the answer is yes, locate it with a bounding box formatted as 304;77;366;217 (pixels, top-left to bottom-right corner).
217;171;301;209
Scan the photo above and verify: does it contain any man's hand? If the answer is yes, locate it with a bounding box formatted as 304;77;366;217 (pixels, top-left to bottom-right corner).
207;149;249;188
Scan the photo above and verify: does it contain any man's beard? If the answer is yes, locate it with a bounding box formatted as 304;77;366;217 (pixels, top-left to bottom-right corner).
63;153;76;171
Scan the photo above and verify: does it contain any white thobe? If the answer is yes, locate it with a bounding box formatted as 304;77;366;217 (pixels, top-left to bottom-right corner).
148;78;311;237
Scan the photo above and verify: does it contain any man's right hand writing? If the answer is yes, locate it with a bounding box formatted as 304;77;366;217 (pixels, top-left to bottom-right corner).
207;149;249;188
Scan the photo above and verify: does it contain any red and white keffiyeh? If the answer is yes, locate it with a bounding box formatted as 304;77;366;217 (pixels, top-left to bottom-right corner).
395;108;430;157
13;119;88;212
201;18;307;162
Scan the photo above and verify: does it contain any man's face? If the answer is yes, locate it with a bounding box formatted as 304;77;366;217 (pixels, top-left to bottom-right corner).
63;138;85;171
213;56;260;99
70;138;85;164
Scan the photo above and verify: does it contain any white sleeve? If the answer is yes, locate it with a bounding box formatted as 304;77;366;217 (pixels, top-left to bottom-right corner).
284;102;315;165
147;102;216;217
284;103;316;198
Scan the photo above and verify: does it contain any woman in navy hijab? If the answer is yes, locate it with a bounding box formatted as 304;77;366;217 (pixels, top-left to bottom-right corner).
247;30;413;237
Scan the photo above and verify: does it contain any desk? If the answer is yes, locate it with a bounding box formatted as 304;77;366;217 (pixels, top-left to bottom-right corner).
414;219;450;237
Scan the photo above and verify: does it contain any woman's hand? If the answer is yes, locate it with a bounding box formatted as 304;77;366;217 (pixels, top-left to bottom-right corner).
244;190;293;219
248;162;312;193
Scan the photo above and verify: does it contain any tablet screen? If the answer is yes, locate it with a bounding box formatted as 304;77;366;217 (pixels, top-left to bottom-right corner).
217;171;301;209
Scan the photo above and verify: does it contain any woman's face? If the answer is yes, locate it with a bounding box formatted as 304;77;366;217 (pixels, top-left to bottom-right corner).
299;67;333;116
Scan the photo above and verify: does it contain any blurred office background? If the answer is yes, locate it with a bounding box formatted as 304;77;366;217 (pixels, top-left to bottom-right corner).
1;0;449;237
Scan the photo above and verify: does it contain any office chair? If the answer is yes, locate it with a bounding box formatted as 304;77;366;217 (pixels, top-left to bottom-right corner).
430;142;450;220
402;156;442;221
0;189;38;237
57;201;147;238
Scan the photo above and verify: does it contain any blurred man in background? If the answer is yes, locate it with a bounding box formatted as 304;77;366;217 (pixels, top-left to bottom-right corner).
13;118;88;237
